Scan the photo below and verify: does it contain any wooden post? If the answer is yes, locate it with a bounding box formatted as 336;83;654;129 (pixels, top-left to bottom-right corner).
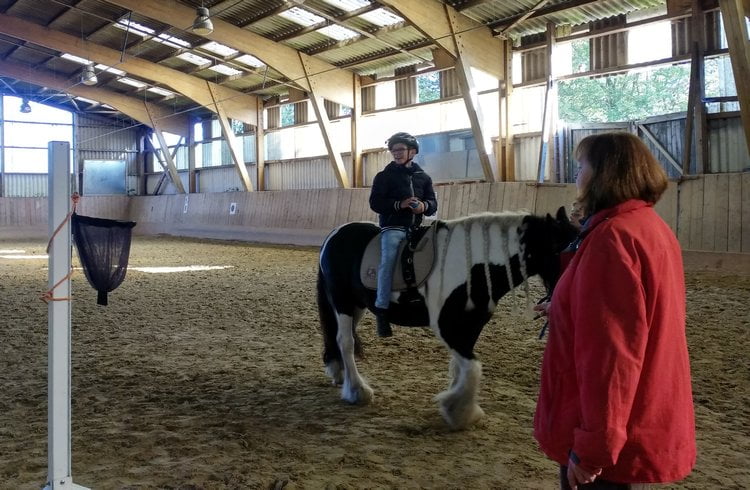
682;45;699;174
207;82;254;191
719;0;750;159
187;117;196;193
692;0;708;173
503;41;515;181
256;106;265;191
537;22;556;183
351;74;363;187
145;106;186;194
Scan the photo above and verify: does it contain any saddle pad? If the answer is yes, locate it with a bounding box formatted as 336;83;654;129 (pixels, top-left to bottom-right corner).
360;225;437;291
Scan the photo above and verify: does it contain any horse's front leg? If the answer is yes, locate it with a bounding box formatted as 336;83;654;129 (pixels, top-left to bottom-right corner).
336;311;373;404
434;351;485;430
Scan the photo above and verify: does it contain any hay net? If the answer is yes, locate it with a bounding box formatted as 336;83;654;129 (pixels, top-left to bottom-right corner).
72;213;136;306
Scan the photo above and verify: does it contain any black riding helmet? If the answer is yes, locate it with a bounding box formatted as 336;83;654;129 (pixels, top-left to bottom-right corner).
386;132;419;154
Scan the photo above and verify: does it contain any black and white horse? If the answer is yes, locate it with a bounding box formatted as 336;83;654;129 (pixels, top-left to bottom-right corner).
316;207;577;429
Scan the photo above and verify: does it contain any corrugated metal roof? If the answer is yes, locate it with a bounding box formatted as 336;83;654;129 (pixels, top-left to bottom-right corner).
0;0;670;124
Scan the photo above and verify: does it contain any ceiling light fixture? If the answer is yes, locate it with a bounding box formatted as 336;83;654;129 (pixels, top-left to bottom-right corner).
81;64;98;86
20;98;31;114
192;7;214;35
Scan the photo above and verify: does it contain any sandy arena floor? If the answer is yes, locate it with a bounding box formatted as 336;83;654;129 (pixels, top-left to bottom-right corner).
1;235;748;489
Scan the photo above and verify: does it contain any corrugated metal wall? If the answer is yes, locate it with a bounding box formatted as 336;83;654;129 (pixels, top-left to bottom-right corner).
76;115;141;195
196;165;258;193
708;115;750;173
513;133;548;181
265;155;351;190
3;173;48;197
562;113;749;181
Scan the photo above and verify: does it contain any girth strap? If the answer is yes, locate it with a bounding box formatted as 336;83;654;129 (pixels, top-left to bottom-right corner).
400;225;423;294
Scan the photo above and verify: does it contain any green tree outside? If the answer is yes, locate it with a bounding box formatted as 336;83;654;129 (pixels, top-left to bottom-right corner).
417;72;440;103
558;40;691;123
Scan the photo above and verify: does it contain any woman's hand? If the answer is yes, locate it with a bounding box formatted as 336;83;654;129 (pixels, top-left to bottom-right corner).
533;301;551;318
566;457;602;489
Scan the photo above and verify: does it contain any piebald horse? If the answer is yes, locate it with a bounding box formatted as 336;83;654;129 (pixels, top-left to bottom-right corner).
317;207;577;429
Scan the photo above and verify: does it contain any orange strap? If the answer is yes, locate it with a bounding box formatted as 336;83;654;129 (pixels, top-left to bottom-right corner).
46;192;80;253
40;269;74;304
41;193;80;303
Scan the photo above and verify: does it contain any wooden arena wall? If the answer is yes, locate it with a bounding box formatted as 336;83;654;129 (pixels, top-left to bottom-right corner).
1;175;748;261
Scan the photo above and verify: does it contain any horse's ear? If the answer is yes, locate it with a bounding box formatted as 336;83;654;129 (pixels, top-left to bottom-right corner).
555;206;569;223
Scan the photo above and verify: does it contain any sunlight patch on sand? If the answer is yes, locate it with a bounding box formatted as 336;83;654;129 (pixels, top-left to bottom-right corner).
129;265;232;273
0;254;48;259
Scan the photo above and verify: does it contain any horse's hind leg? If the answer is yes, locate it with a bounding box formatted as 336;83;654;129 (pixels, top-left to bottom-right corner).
336;310;374;404
434;352;485;430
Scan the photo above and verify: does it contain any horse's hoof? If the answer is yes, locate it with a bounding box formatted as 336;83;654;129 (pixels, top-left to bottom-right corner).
342;383;374;405
325;361;344;386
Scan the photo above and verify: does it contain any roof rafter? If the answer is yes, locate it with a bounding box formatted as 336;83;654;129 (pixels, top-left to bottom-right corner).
272;3;381;42
0;12;259;123
104;0;356;107
287;0;432;64
0;58;189;136
302;20;409;56
488;0;601;32
378;0;503;78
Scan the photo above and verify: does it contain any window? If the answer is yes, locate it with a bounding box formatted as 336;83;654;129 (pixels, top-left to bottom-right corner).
417;72;440;103
2;96;72;173
281;104;295;126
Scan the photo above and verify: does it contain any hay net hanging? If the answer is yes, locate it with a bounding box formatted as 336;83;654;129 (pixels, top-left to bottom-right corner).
72;213;136;306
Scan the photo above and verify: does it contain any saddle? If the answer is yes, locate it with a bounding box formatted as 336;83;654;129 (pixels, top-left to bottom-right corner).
360;223;438;291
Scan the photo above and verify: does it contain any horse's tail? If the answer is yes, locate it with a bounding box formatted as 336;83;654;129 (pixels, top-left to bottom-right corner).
317;266;341;366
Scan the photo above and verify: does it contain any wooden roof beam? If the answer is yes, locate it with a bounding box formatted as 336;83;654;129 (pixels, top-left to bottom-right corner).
207;83;254;191
0;58;190;136
0;12;259;124
272;3;381;42
497;0;552;35
104;0;357;107
300;53;350;189
719;0;750;157
488;0;600;32
378;0;503;79
290;0;430;65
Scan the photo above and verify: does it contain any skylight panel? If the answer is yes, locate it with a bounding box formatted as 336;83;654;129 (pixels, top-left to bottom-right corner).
359;8;402;26
209;64;243;76
61;53;90;65
113;19;154;37
279;7;324;26
155;33;191;49
95;64;126;76
177;52;211;65
201;41;238;57
118;77;147;88
317;24;359;41
113;20;189;48
320;0;370;11
235;54;265;68
147;87;176;97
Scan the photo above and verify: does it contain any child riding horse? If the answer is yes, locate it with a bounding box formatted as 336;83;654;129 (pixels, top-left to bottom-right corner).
317;207;577;429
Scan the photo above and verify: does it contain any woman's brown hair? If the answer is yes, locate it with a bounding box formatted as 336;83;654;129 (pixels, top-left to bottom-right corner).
575;132;668;214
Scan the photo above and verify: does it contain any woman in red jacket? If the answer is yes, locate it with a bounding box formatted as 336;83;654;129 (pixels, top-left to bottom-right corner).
534;132;696;489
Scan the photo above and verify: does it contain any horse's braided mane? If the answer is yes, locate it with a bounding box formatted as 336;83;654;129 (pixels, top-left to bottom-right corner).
437;212;531;310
